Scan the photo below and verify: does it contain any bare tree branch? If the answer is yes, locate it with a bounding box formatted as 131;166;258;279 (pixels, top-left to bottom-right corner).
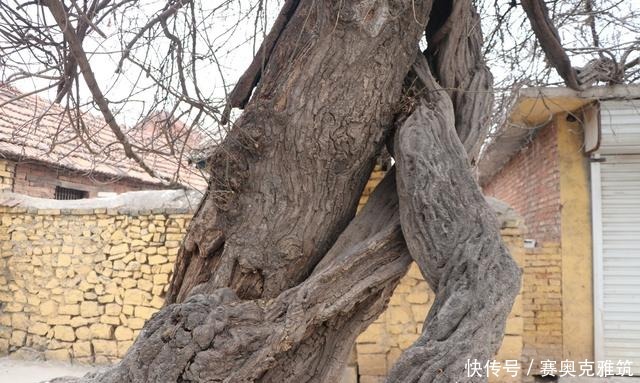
520;0;582;90
46;0;169;182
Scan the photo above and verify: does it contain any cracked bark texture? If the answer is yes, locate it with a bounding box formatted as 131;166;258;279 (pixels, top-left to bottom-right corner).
166;0;434;304
385;58;521;383
47;0;441;375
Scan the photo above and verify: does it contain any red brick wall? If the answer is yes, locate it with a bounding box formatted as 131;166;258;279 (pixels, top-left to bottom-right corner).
483;123;561;243
482;122;563;377
11;161;161;198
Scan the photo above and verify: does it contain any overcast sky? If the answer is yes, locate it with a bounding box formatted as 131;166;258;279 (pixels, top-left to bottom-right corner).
7;0;274;135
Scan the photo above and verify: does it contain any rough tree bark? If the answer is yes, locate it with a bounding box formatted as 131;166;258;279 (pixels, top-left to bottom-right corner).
166;0;434;304
378;7;520;380
386;55;521;383
58;172;413;382
424;0;493;165
51;0;524;381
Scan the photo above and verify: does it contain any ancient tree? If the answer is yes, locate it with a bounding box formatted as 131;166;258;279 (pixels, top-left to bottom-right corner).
1;0;638;382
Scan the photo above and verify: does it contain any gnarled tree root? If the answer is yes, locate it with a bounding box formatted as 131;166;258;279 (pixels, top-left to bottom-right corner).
51;173;412;383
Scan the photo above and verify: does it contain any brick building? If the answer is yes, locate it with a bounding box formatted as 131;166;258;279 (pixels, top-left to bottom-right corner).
479;85;640;378
0;86;207;199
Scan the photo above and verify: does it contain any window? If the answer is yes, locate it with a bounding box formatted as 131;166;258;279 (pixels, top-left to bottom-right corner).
54;186;88;200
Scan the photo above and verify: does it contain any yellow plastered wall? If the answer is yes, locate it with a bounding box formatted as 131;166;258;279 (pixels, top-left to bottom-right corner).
556;113;594;362
0;206;191;363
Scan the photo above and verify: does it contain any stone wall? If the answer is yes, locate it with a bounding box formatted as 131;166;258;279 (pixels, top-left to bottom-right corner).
521;244;563;377
0;196;193;363
0;177;526;383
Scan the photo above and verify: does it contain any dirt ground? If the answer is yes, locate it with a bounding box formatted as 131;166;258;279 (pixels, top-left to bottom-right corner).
0;356;95;383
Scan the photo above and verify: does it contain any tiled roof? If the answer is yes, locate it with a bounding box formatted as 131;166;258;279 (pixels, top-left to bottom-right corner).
0;86;208;190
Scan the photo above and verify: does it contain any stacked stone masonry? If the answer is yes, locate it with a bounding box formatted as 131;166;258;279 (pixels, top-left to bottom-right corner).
521;244;563;378
0;159;15;191
0;205;191;363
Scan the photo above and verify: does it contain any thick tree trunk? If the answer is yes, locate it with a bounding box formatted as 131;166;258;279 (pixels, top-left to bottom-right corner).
50;0;524;381
424;0;493;165
48;0;435;381
166;0;434;303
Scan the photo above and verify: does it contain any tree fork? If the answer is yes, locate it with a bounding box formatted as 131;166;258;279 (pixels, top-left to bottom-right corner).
50;0;523;381
166;0;435;304
54;57;520;383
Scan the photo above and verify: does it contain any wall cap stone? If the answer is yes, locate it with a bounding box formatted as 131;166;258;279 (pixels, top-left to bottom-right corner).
486;197;526;231
0;189;203;214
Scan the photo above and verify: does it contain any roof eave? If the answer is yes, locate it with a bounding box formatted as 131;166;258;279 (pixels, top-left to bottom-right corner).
478;84;640;186
0;150;171;188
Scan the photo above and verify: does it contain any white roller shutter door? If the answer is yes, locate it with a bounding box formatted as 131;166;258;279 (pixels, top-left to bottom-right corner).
595;157;640;374
593;98;640;374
